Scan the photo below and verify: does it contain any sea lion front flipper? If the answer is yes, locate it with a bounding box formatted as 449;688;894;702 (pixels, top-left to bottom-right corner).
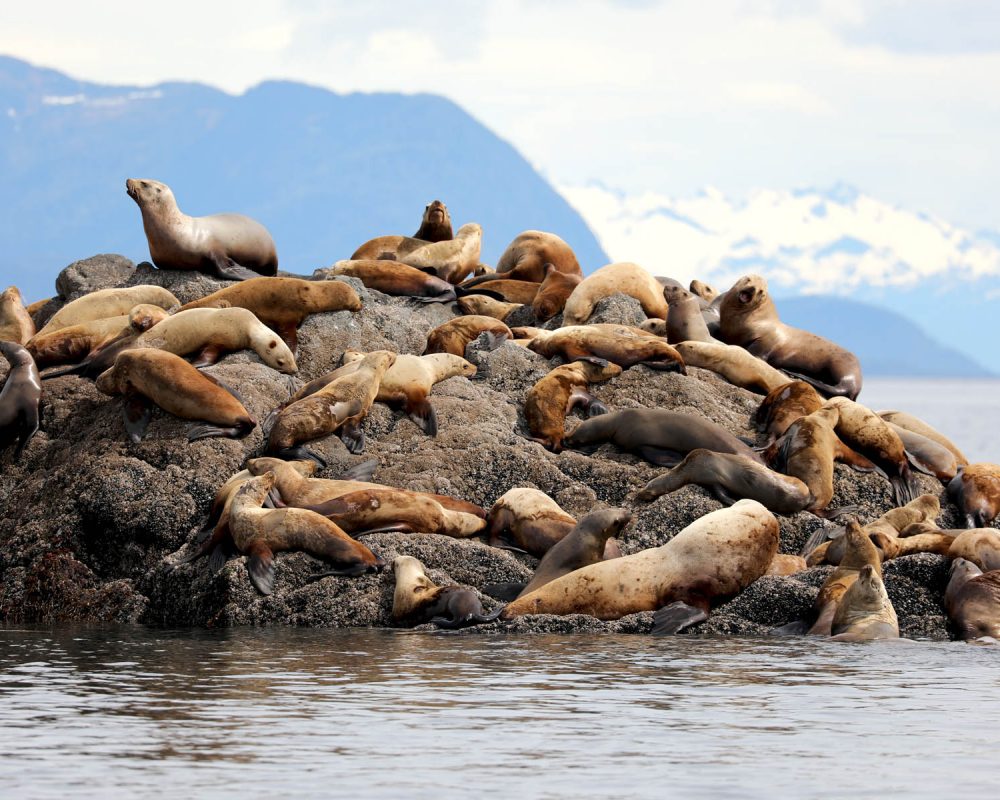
208;535;238;572
834;441;878;473
338;419;366;454
339;458;379;482
123;393;152;442
637;446;684;467
187;423;247;442
273;446;327;466
651;601;709;635
210;255;262;282
245;541;276;595
709;485;738;507
190;345;225;368
799;525;833;558
405;398;438;437
482;582;527;601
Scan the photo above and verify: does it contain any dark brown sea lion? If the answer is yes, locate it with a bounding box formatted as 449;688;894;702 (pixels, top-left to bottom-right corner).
664;284;714;344
413;200;453;242
528;325;686;372
948;463;1000;528
327;259;457;303
564;407;762;467
532;265;582;322
494;230;582;283
945;559;1000;640
877;410;968;465
0;341;41;459
391;556;500;629
178;277;361;351
755;381;824;443
719;274;862;399
126;178;277;281
36;285;179;337
637;449;811;513
563;262;669;325
424;316;511;357
524;358;622;451
95;349;256;442
830;564;899;641
0;286;35;344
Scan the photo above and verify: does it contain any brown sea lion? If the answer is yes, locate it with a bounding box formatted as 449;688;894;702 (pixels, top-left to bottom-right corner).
948;529;1000;571
766;553;808;577
719;274;862;399
689;279;719;303
391;555;500;629
0;287;35;344
178;277;361;352
95;349;256;442
126;178;277;281
831;564;899;641
456;295;521;321
664;284;715;344
532;265;582;322
945;559;1000;640
302;488;485;537
229;472;382;595
637;449;812;514
343;349;476;436
676;341;788;394
266;350;395;462
36;285;179;336
485;488;577;556
877;411;968;465
886;422;958;482
562;262;669;325
495;230;582;283
424;316;511;357
524;358;622;451
457;279;540;305
134;307;296;373
564;408;762;467
0;342;41;460
413;200;453;243
755;380;824;443
809;518;883;635
948;463;1000;528
326;259;457;303
528;325;685;372
502;500;778;632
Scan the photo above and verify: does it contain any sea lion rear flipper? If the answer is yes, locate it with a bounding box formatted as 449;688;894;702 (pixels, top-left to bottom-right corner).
212;257;262;282
770;619;811;636
245;541;276;595
780;370;845;399
637;446;684;467
566;390;606;418
339;458;379;482
799;525;834;557
406;398;438;437
338;419;366;454
123;393;152;442
482;582;527;602
807;603;837;636
904;450;938;478
187;423;248;442
273;446;327;467
190;345;224;368
709;485;738;507
651;601;709;635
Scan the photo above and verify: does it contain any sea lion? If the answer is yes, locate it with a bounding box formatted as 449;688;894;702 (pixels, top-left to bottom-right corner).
229;472;382;595
0;287;35;344
126;178;277;281
948;464;1000;528
396;223;482;285
638;319;667;336
719;274;862;399
423;316;511;357
754;380;824;443
766;553;807;577
562;262;669;325
178;277;361;351
96;349;256;442
413;200;453;243
664;285;715;344
456;295;521;321
945;559;1000;640
266;350;396;461
0;342;41;459
676;341;788;394
564;408;762;467
809;519;882;635
830;564;899;641
35;285;179;336
877;411;968;465
948;529;1000;572
636;449;811;514
326;259;457;303
485;488;578;556
825;397;920;506
391;556;500;629
342;349;476;436
887;422;958;482
870;529;955;561
532;265;582;322
528;325;685;372
457;279;540;305
502;500;778;632
495;230;582;283
135;307;296;373
689;279;719;303
524;358;622;451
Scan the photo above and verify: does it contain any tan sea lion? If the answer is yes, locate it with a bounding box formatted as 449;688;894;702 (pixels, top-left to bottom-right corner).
830;564;899;641
0;287;35;344
397;223;482;284
719;274;862;399
664;284;715;344
413;200;453;242
424;316;511;357
135;307;296;372
456;295;521;321
948;529;1000;571
126;178;277;280
689;279;719;303
528;324;685;372
229;472;382;595
886;422;958;482
457;279;540;305
0;342;41;460
877;411;968;465
36;285;179;336
95;349;256;442
502;500;778;632
178;277;361;351
945;559;1000;640
754;380;824;443
391;555;500;629
766;553;808;577
495;230;582;283
809;519;882;635
343;349;476;436
326;259;457;303
485;488;577;556
266;350;395;461
676;341;788;394
524;358;622;451
870;530;955;561
948;463;1000;528
532;265;582;322
637;449;811;514
562;262;669;325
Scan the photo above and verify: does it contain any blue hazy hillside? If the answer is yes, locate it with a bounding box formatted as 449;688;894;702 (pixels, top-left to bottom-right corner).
0;56;608;301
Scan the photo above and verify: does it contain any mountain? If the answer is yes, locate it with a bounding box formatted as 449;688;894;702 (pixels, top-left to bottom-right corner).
560;182;1000;375
0;56;608;301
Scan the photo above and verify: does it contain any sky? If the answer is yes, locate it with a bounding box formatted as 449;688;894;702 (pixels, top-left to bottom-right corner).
2;1;999;232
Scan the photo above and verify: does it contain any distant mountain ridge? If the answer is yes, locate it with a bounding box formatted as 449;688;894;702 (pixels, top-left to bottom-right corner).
0;55;608;301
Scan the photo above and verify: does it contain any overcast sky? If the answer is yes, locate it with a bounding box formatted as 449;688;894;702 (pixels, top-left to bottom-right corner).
3;0;998;231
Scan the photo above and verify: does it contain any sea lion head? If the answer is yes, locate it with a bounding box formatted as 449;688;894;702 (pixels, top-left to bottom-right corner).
728;274;769;312
1;286;23;304
532;266;580;321
455;222;482;241
247;318;297;374
662;284;695;307
576;507;633;545
125;178;176;211
423;200;449;226
128;303;170;333
638;318;667;336
0;340;32;366
852;564;890;611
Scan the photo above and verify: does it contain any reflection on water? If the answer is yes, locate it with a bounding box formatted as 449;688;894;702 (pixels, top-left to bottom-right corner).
1;627;998;798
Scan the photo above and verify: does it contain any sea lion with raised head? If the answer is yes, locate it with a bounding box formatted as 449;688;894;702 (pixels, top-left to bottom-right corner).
0;287;35;344
877;411;968;465
830;564;899;641
948;463;1000;528
562;262;669;325
391;556;500;629
676;341;788;394
326;259;457;303
689;279;719;303
945;559;1000;640
126;178;277;281
0;342;41;459
495;230;582;283
664;284;715;344
528;325;685;373
36;285;179;337
424;316;511;357
456;295;521;321
720;274;862;399
808;519;882;635
524;358;622;451
531;265;582;322
755;381;824;443
413;200;453;243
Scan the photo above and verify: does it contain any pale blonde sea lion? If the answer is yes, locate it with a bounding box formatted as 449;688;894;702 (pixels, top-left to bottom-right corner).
528;324;685;372
495;230;582;283
676;341;788;394
28;304;169;369
36;284;179;336
398;222;482;284
562;262;669;325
